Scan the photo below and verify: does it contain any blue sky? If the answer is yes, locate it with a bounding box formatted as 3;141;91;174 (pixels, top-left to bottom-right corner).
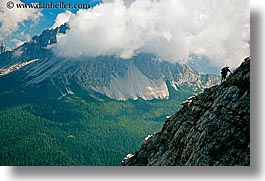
1;0;249;67
1;0;101;48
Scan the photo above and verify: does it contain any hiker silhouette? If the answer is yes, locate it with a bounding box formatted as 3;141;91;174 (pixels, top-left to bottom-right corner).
221;67;231;82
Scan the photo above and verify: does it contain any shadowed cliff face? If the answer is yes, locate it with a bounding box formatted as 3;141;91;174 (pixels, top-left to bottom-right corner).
122;57;250;166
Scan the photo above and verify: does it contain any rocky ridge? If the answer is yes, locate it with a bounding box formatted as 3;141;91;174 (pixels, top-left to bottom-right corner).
122;57;250;166
0;24;220;101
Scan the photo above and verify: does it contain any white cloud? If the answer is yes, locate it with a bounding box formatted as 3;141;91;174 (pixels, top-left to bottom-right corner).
20;31;31;41
10;31;32;47
11;38;24;47
0;0;42;40
54;0;250;67
51;10;73;29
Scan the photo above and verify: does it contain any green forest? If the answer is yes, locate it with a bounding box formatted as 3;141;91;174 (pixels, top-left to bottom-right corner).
0;86;196;165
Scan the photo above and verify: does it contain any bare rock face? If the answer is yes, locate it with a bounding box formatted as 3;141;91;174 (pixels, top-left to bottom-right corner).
0;43;6;54
0;23;220;101
122;57;250;166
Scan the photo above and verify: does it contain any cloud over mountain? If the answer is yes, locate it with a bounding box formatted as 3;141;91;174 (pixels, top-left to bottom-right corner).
51;10;73;29
54;0;249;67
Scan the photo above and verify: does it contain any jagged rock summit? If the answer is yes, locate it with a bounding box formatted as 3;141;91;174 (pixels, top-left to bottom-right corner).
0;24;219;101
122;57;250;166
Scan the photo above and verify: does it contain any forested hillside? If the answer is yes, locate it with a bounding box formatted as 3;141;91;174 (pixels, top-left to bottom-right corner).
0;85;194;165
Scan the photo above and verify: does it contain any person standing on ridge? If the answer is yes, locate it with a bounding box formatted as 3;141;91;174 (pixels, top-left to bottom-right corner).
221;66;231;82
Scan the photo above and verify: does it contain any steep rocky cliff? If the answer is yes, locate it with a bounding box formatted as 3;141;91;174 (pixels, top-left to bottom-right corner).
122;57;250;166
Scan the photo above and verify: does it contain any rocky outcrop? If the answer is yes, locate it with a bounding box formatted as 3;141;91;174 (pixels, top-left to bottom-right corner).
0;43;8;54
0;59;38;77
122;57;250;166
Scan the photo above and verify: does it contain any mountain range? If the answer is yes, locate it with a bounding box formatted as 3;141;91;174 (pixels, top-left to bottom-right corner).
0;23;222;166
0;23;220;101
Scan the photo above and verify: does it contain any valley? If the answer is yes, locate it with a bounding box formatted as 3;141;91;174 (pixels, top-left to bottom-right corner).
0;85;196;165
0;23;220;166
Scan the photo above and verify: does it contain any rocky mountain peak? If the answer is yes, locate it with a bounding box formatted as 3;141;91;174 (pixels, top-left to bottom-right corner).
122;57;250;166
0;43;11;54
0;23;220;101
31;23;69;48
